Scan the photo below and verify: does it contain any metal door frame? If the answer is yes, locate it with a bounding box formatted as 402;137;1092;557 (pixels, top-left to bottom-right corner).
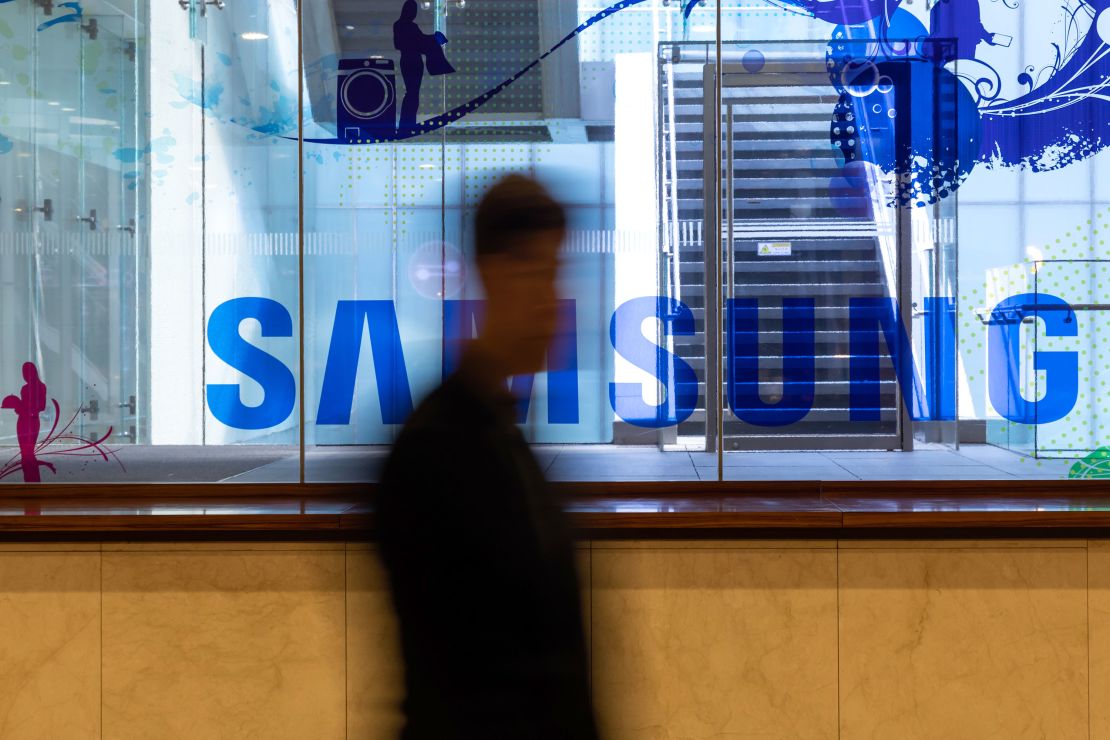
702;60;913;453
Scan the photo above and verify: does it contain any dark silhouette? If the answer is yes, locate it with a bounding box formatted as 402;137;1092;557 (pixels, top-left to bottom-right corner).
393;0;456;130
376;176;599;740
2;362;55;483
930;0;1010;63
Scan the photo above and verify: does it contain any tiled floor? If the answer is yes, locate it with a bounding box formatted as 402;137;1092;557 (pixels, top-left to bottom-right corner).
0;442;1079;484
227;443;1079;483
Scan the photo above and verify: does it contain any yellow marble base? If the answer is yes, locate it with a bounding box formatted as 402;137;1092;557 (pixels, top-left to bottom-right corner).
0;539;1106;738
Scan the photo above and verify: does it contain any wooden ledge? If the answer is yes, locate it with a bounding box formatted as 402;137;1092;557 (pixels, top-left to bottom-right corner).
0;481;1110;539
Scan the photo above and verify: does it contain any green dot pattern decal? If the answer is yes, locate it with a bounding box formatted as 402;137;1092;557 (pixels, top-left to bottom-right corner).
980;205;1110;472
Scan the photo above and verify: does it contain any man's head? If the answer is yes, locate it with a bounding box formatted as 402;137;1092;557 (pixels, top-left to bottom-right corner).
399;0;417;22
473;175;566;377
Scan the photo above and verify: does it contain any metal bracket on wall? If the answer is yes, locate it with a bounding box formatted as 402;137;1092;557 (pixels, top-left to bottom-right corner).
75;209;98;231
33;199;53;222
33;0;53;16
118;395;136;415
80;17;98;40
178;0;225;12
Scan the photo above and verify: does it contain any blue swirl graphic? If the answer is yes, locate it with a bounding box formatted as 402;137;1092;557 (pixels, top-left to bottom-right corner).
36;1;81;32
776;0;1110;202
0;0;83;31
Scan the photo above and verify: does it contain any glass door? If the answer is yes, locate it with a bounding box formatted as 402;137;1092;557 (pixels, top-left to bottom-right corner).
0;0;144;472
0;0;38;450
710;41;906;452
75;3;145;447
29;3;89;442
702;39;961;455
909;52;960;448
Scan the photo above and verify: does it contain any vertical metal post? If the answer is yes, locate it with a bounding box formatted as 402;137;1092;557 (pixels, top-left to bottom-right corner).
723;106;732;434
297;0;306;483
897;203;914;452
702;61;719;459
200;51;207;447
891;61;914;452
714;9;723;478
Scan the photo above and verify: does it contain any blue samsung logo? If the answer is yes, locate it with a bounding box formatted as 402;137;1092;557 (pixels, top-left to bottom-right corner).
205;293;1079;431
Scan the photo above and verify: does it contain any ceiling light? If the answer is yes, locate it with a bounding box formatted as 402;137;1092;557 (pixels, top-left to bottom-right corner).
240;31;269;41
62;107;76;112
47;101;60;106
345;25;355;30
0;81;10;86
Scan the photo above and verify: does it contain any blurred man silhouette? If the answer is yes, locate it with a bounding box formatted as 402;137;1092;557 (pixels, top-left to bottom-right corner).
377;175;599;740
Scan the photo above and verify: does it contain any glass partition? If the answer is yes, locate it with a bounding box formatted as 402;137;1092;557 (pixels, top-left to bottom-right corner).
1033;261;1110;463
3;0;1110;484
1;0;147;481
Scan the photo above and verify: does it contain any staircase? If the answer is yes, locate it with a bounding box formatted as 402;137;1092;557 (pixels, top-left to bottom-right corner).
659;44;903;450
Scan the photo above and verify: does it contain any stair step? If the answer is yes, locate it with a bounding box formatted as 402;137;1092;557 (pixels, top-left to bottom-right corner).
679;355;897;371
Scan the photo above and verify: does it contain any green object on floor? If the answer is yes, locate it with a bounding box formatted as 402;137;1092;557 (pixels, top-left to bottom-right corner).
1069;448;1110;479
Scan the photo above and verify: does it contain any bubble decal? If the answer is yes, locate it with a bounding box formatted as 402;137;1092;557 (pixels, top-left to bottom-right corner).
772;0;1110;202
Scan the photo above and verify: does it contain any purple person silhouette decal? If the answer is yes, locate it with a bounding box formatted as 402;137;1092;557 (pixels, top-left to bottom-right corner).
930;0;1011;63
393;0;456;130
2;362;55;483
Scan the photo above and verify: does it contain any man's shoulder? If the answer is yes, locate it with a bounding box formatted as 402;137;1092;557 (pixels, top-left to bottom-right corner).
386;377;492;464
400;378;475;434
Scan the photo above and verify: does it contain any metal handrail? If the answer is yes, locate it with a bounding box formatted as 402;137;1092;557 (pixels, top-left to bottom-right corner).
975;303;1110;325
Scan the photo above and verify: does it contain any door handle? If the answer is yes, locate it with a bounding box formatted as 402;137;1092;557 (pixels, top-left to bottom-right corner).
178;0;225;10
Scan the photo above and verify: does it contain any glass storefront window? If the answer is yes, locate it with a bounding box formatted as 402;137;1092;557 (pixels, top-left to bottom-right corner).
2;0;1109;483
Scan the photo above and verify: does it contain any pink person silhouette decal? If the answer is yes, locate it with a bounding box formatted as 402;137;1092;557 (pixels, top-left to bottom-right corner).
1;361;123;487
2;362;54;483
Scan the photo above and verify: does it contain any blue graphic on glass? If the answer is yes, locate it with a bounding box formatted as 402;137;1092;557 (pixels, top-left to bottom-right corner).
727;298;817;427
394;0;455;129
988;293;1079;426
298;0;649;145
337;58;399;142
317;301;414;426
332;0;455;140
609;297;699;430
36;1;82;32
206;298;297;431
205;291;1075;431
776;0;1110;201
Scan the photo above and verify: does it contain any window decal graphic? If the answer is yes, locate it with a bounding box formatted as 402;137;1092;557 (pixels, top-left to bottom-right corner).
1;363;124;483
774;0;1110;201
